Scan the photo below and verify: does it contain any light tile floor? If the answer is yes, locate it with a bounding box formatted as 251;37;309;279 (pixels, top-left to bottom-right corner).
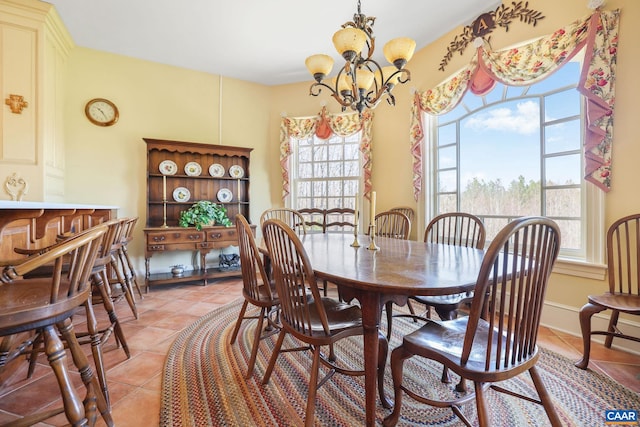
0;277;638;426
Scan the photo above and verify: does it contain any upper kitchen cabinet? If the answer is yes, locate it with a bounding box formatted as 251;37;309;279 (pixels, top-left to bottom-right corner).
0;0;73;201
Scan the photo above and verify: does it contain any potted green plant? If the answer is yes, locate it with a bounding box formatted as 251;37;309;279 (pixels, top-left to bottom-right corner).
178;200;232;230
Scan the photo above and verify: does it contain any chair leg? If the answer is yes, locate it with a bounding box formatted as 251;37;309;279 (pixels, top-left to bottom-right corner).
474;381;490;427
110;255;138;319
84;299;110;409
230;300;249;345
304;347;322;427
43;324;90;427
57;318;114;427
385;301;394;340
574;302;606;369
95;270;130;358
246;307;267;378
121;246;144;298
382;345;414;427
604;309;620;348
377;332;391;409
529;365;562;427
27;331;43;378
262;330;286;384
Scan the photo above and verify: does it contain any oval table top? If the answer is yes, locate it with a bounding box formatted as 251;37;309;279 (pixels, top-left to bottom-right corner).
299;232;485;296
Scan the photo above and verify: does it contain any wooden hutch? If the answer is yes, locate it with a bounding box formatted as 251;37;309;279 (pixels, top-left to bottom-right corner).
143;138;253;290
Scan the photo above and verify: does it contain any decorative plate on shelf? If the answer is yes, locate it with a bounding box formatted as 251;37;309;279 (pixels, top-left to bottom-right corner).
172;187;191;202
184;162;202;176
229;165;245;179
209;163;225;177
217;188;233;203
159;160;178;175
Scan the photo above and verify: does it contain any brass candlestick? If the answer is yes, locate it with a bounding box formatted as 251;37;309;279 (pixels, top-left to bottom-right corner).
350;218;361;248
367;224;380;251
162;199;169;228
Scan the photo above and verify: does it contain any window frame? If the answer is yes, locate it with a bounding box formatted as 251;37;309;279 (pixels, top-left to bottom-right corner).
423;68;605;279
288;132;364;215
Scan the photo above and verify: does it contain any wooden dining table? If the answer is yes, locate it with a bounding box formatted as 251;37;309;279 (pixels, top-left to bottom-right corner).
297;232;485;426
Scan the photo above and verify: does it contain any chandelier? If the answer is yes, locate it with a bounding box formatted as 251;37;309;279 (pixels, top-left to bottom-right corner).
305;0;416;114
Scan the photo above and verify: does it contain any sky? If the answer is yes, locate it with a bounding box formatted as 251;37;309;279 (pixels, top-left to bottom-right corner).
436;62;582;190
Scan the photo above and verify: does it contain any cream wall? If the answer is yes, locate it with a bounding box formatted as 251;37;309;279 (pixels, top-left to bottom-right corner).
64;48;272;271
267;0;640;347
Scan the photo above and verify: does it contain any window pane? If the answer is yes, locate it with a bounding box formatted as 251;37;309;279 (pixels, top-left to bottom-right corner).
553;219;581;250
297;181;311;197
437;194;456;212
328;162;343;177
328;145;342;161
327;180;342;197
482;217;510;242
438;123;457;146
460;99;541;185
298;163;312;178
344;180;358;196
545;188;581;217
545;154;581;185
313;163;327;177
438;145;456;169
299;146;312;162
312;181;326;197
545;119;581;154
545;89;580;119
344;161;359;176
344;143;359;159
438;170;456;192
313;145;327;161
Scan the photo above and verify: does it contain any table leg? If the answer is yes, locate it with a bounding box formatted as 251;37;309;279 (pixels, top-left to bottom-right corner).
358;291;383;427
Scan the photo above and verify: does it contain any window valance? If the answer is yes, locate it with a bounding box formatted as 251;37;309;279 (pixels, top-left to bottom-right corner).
409;9;620;201
280;107;374;200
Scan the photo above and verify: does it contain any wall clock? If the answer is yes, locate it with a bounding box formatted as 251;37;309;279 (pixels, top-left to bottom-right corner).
85;98;119;126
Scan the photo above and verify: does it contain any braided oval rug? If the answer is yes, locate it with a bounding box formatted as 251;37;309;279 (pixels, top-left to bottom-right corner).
160;299;640;426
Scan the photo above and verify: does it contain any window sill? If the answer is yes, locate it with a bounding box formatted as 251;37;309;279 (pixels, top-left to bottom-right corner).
553;257;607;280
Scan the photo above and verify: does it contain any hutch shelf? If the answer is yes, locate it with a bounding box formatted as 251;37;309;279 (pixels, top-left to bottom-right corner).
143;138;253;290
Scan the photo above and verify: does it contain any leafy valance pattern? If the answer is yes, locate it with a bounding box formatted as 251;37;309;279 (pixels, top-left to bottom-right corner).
409;9;619;200
280;108;374;200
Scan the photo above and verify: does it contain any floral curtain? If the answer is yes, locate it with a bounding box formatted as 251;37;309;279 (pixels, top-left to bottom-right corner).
409;8;620;201
279;107;374;200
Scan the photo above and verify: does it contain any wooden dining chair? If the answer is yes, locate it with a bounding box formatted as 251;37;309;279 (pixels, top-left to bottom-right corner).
260;207;307;235
324;207;356;233
413;212;486;320
374;210;410;240
383;216;562;427
115;216;143;297
261;218;389;427
298;207;325;233
575;213;640;369
230;214;280;378
0;224;114;426
390;206;415;225
22;219;131;408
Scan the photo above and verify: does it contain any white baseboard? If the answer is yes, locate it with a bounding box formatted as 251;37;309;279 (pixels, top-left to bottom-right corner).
541;301;640;356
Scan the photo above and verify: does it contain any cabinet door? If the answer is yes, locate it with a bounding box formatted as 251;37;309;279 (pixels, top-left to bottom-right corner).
1;22;37;165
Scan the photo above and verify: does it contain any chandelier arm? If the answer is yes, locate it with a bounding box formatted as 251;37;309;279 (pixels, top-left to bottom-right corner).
309;82;353;108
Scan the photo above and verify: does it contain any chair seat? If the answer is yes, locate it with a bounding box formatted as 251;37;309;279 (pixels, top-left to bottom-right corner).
412;292;474;308
0;278;86;334
402;317;534;378
308;297;362;333
588;293;640;314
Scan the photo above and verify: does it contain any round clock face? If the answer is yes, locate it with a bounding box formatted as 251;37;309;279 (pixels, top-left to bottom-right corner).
85;98;119;126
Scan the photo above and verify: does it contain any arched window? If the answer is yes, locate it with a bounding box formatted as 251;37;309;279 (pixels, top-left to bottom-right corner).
428;60;602;262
